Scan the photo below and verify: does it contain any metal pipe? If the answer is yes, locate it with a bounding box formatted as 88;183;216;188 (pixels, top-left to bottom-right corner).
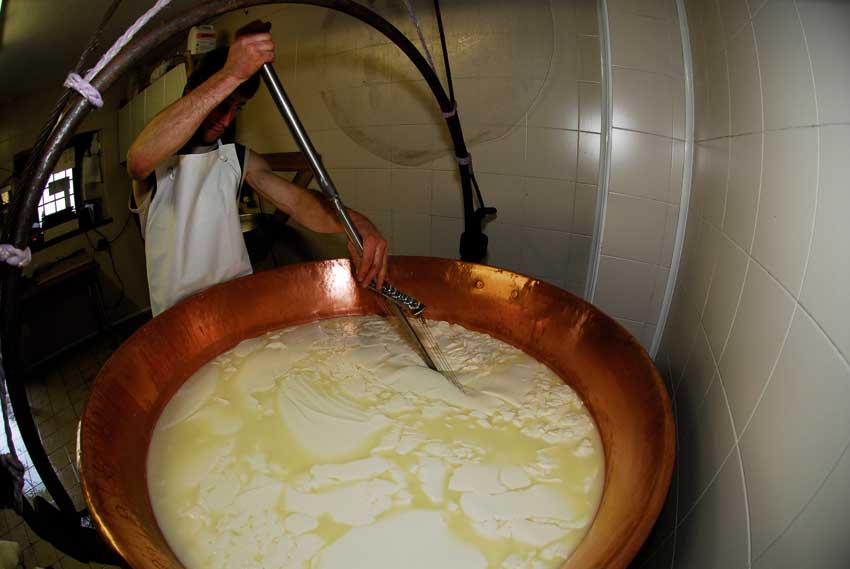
259;63;441;371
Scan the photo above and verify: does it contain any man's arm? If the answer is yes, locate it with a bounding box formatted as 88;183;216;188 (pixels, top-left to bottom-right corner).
245;152;389;288
125;33;274;198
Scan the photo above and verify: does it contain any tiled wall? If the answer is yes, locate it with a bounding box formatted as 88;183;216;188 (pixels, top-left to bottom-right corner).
639;0;850;567
217;0;602;297
590;0;686;350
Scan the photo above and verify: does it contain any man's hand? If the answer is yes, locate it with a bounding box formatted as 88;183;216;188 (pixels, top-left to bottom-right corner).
222;31;275;83
347;212;389;290
244;154;389;288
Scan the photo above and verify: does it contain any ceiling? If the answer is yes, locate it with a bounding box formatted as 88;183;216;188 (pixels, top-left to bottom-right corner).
0;0;203;104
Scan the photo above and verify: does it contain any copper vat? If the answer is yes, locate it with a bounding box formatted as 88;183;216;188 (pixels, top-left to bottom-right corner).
80;256;675;569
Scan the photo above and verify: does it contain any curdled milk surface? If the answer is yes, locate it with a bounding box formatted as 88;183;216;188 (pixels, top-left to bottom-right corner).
147;316;604;569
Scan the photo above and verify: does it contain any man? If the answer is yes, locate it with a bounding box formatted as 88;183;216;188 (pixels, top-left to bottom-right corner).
127;22;388;316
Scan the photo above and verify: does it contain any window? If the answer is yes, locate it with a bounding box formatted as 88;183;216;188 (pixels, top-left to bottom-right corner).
37;168;75;222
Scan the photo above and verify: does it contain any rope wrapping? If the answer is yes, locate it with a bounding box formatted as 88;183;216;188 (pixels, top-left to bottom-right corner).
64;0;173;106
0;245;31;268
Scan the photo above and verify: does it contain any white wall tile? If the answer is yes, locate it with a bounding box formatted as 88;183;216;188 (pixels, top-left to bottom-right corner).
752;439;850;569
610;11;672;74
702;234;749;357
579;82;602;133
355;170;392;211
612;68;674;138
678;375;737;515
577;132;601;184
659;207;680;273
717;0;751;39
718;260;795;428
617;317;645;340
727;24;763;135
697;138;730;229
574;0;600;36
328;169;359;208
573;183;598;236
747;0;769;17
610;130;675;203
528;79;579;131
524;177;575;232
526;128;578;180
389;124;445;168
567;234;592;285
671;139;686;203
564;280;586;298
674;451;749;569
640;323;657;350
360;208;393;242
741;308;850;558
603;194;670;264
431;170;462;218
578;35;602;82
673;77;686;141
664;289;702;385
702;0;729;57
143;80;164;125
469;124;527;177
484;220;524;274
389;169;432;212
692;75;711;142
648;266;670;323
797;1;850;124
723;133;762;252
551;0;578;37
686;0;708;81
474;173;528;226
677;326;717;412
751;127;818;295
671;15;685;79
520;227;571;284
594;256;659;322
313;128;392;170
430;216;462;259
391;213;431;256
801;126;850;361
608;0;673;19
753;0;817;129
704;53;731;139
691;221;723;317
550;28;580;80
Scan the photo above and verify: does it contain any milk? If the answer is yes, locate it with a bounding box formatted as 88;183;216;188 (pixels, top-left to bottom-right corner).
148;316;604;569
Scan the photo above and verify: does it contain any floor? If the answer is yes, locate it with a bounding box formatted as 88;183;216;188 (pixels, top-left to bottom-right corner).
0;323;138;569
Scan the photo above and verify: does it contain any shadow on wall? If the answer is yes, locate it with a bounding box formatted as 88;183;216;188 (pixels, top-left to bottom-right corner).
317;0;554;166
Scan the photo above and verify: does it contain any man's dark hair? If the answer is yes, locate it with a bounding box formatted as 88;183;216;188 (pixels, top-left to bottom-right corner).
183;20;271;98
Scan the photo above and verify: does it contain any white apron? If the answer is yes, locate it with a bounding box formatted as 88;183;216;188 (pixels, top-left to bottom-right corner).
145;142;252;316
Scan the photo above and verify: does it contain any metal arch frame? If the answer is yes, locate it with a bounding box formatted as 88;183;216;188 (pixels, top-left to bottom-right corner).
0;0;480;548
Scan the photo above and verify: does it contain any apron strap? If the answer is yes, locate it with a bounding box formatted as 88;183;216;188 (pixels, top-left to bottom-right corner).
140;141;247;206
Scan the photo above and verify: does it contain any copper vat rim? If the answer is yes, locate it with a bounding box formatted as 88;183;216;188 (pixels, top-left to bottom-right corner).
80;256;675;569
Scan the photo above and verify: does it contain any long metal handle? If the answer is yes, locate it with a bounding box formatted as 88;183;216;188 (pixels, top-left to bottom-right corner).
260;64;364;253
259;63;440;372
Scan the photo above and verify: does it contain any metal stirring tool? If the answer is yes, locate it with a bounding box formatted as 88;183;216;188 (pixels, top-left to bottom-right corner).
259;63;464;393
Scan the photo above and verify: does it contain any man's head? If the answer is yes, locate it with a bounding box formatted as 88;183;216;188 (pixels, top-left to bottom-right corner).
186;20;270;144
